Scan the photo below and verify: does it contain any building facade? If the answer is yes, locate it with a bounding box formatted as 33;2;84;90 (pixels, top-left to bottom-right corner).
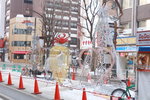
119;0;150;36
5;0;80;63
42;0;80;50
9;16;42;64
5;0;33;37
117;0;150;53
0;0;6;37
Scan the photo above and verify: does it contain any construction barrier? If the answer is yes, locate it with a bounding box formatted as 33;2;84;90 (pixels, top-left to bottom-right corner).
0;63;23;72
0;71;135;100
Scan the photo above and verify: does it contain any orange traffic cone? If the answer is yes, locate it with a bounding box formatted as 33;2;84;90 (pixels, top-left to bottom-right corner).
18;75;25;89
72;73;75;80
82;88;87;100
7;73;12;85
87;73;91;83
54;82;60;100
72;68;75;80
32;79;41;94
127;78;131;87
0;71;4;82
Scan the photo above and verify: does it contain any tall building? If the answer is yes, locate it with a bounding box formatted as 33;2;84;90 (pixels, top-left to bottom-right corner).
0;0;6;37
5;0;33;37
37;0;80;50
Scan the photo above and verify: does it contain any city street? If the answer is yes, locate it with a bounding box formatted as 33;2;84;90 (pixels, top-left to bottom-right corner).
0;70;109;100
0;82;49;100
1;0;150;100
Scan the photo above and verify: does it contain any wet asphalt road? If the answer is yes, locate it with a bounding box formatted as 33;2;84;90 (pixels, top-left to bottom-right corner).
0;83;48;100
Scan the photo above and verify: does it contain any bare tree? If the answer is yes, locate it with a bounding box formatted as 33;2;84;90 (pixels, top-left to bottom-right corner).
29;2;63;59
80;0;123;49
80;0;100;44
79;0;123;71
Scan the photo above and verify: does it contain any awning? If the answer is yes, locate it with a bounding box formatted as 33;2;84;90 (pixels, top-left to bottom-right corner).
13;51;31;54
138;46;150;53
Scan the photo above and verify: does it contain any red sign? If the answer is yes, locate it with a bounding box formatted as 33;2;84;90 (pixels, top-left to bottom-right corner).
22;20;32;24
0;40;4;48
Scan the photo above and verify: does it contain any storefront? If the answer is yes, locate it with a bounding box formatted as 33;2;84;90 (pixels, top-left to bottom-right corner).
12;51;31;63
116;36;137;79
136;31;150;100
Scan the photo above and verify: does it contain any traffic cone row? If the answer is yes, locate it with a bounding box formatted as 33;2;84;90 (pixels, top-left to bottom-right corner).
0;71;88;100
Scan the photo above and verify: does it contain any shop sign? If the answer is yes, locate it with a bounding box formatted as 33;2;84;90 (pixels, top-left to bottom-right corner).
22;20;33;26
137;31;150;46
0;40;4;48
116;46;137;52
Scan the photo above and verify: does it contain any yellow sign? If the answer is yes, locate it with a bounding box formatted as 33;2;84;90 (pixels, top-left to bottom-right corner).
117;37;136;45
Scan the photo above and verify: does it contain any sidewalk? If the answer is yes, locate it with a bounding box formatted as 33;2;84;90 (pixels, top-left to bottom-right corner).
0;70;109;100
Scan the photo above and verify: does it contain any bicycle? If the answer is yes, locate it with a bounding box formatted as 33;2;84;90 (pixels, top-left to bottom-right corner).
110;79;135;100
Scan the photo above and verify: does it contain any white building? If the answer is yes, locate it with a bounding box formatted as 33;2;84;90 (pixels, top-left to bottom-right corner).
0;0;6;38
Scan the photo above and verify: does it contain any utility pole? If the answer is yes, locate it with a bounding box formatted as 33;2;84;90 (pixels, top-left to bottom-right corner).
31;17;38;71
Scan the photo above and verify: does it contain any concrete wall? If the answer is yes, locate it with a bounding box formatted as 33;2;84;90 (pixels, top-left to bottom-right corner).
120;3;150;23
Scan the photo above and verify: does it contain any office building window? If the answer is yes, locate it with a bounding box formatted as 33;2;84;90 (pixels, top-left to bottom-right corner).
12;41;31;47
24;0;32;4
139;0;150;5
13;27;32;34
70;37;77;45
70;22;77;28
122;0;132;9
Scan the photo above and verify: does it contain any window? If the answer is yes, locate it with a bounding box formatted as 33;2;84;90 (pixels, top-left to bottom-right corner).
70;37;77;45
71;7;78;12
139;0;150;5
24;0;32;4
64;0;70;3
13;27;32;34
122;0;132;9
14;54;24;59
138;20;146;28
12;41;31;47
70;22;77;28
137;19;150;29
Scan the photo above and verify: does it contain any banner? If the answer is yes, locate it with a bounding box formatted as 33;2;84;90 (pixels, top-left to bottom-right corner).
137;53;150;69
